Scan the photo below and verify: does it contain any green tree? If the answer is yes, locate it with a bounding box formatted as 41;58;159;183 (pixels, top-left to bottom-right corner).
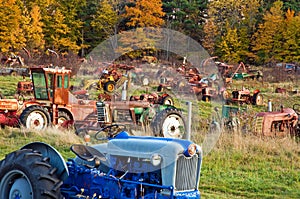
91;0;118;41
163;0;208;42
59;0;85;53
252;0;285;63
124;0;165;28
262;0;300;13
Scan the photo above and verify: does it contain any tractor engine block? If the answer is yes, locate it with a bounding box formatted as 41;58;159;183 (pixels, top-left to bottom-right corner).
61;158;171;199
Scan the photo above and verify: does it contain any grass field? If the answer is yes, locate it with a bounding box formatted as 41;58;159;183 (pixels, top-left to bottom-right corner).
0;126;299;198
0;71;299;198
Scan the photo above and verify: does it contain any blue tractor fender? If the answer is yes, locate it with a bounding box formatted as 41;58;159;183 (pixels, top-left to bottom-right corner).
21;142;69;181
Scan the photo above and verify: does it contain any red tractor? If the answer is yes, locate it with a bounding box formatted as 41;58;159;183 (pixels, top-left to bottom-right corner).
0;66;97;130
253;105;299;137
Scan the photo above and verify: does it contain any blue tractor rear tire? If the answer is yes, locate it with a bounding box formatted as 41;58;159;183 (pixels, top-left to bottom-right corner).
0;149;63;199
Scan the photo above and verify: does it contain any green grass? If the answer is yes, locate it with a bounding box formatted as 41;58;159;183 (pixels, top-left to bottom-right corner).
0;76;31;97
0;127;299;198
197;133;300;198
0;127;83;160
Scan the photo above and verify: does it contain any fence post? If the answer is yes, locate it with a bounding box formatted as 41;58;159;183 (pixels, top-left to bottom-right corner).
186;101;192;140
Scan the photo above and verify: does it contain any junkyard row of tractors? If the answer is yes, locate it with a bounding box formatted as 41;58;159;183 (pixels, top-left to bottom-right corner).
0;60;299;199
0;59;299;138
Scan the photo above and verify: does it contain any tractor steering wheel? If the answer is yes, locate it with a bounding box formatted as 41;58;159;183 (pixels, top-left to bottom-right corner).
95;124;127;140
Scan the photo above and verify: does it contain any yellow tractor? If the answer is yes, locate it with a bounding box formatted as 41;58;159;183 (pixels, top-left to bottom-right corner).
81;65;133;93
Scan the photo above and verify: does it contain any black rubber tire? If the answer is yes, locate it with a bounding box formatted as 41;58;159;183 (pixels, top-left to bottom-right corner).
252;93;263;105
293;104;300;115
20;105;51;130
10;71;17;76
160;95;174;106
196;92;202;101
0;149;63;199
104;81;115;92
151;108;186;139
57;111;72;128
202;95;211;102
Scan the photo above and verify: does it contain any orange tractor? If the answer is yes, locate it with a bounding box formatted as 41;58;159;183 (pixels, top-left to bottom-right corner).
0;66;97;130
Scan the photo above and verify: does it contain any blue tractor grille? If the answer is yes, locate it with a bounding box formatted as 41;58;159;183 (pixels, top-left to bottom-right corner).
175;154;199;191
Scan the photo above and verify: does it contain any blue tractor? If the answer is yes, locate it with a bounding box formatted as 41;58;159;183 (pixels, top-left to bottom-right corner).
0;126;202;198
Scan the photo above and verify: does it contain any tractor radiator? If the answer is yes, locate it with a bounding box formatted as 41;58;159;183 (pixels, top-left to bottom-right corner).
96;102;108;123
254;116;263;135
175;154;199;191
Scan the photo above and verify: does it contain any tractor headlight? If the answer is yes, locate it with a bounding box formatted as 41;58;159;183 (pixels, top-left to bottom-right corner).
151;154;162;166
187;144;197;156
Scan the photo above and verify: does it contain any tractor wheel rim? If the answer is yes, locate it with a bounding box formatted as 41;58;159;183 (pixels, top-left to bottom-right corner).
0;170;33;199
164;99;173;105
256;95;262;105
26;111;46;130
142;78;149;86
58;117;67;125
161;114;184;138
107;84;114;92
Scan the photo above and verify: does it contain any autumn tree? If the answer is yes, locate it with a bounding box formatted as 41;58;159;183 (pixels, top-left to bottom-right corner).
43;8;80;53
252;0;285;63
205;0;262;62
124;0;165;28
217;23;242;63
117;0;165;59
202;19;218;56
24;5;45;51
0;0;25;52
281;9;300;62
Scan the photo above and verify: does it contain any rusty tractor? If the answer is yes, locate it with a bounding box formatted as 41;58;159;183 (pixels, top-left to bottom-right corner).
189;74;224;102
81;64;134;94
0;66;97;130
16;81;33;96
225;88;263;105
76;96;187;139
253;105;299;137
129;92;174;106
217;62;263;84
